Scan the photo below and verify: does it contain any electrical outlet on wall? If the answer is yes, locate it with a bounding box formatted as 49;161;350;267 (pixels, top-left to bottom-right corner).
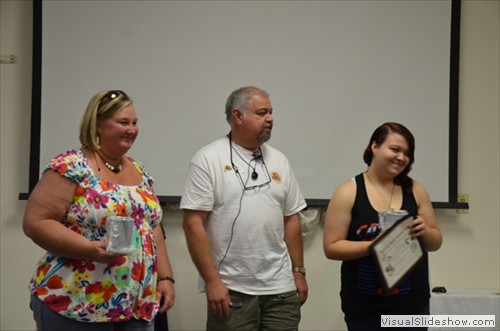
457;193;469;214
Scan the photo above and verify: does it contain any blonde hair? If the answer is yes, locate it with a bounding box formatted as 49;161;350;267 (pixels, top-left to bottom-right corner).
79;90;132;150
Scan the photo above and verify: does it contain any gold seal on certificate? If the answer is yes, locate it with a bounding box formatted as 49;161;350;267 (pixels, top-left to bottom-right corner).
369;214;424;295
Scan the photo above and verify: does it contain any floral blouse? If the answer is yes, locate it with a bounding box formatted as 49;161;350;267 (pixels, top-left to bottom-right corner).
29;149;163;322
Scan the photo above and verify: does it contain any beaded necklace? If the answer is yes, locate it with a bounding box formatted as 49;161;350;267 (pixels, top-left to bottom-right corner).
94;150;122;174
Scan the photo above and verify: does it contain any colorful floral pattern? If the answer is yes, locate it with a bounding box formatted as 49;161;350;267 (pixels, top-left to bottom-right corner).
29;149;163;322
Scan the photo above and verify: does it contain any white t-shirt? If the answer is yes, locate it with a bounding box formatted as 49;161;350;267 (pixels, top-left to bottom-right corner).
180;136;307;295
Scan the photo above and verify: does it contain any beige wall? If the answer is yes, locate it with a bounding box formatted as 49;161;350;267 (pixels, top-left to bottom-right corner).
1;1;498;330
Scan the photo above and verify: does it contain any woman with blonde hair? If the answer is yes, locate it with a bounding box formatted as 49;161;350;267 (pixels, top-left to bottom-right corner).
24;90;175;331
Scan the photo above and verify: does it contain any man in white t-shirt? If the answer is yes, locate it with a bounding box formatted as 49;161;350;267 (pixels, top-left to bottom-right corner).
180;86;308;331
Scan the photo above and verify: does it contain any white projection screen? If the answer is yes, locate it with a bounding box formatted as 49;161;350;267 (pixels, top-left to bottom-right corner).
26;0;463;207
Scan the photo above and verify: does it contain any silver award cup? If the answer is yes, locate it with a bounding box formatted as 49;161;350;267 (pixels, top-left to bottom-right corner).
106;216;135;254
378;209;409;231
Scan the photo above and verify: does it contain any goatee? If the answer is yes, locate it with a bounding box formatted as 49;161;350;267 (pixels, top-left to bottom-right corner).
258;131;271;143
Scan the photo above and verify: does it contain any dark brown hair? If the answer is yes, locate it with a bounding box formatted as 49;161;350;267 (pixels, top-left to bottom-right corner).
363;122;415;191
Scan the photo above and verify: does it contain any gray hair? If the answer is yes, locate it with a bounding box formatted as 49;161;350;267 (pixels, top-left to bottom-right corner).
225;86;270;124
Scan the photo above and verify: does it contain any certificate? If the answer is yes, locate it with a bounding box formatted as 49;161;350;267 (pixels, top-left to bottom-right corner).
369;214;424;295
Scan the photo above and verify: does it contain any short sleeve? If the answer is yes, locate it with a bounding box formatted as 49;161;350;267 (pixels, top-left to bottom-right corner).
283;158;307;216
180;156;215;211
44;149;87;183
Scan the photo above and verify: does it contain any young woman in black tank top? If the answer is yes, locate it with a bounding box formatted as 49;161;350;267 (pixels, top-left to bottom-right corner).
323;122;443;330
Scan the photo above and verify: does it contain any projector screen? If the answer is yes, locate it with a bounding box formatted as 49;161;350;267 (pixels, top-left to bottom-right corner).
27;0;461;206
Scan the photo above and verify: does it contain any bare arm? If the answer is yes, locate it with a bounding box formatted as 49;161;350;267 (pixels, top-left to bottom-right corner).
410;180;443;252
153;224;175;312
183;209;230;319
323;180;371;261
23;171;120;263
284;213;308;305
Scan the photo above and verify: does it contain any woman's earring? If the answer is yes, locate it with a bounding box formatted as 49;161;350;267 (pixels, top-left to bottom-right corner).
97;136;100;145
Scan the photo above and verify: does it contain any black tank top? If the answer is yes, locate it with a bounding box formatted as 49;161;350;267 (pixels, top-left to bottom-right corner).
340;173;430;324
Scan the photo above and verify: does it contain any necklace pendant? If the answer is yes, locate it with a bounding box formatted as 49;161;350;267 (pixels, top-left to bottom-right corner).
105;161;122;174
251;171;258;180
